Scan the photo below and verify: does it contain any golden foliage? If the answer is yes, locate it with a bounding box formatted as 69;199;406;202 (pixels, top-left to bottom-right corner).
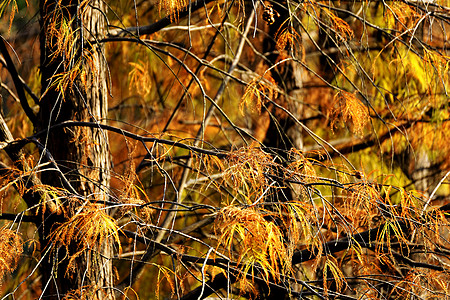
303;4;353;42
322;170;388;237
240;74;277;115
129;60;152;97
121;287;140;300
423;48;450;94
323;255;346;296
330;91;369;136
348;181;381;212
116;164;154;222
203;153;226;175
152;263;175;300
224;146;275;204
40;4;99;97
376;219;408;261
0;225;22;283
408;117;450;168
48;62;80;96
420;208;450;251
32;184;66;215
391;269;450;298
62;288;91;300
62;284;126;300
46;47;99;98
44;11;77;64
51;206;122;272
215;206;293;285
275;26;302;53
262;4;280;25
271;201;314;251
0;0;25;34
387;2;420;31
159;0;186;22
286;148;317;183
323;8;353;41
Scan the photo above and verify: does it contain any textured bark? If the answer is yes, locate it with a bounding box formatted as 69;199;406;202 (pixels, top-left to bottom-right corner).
259;3;305;298
38;0;114;298
262;0;304;153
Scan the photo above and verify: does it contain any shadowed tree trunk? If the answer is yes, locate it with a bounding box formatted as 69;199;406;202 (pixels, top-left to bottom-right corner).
259;2;304;298
37;0;114;298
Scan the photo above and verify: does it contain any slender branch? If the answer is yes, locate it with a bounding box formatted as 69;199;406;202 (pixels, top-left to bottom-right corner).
107;0;216;37
0;81;20;103
308;122;413;161
0;36;38;125
0;212;39;223
0;111;51;211
0;55;39;103
30;121;229;158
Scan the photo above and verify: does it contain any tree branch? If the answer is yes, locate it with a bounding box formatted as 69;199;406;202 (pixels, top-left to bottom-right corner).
31;121;229;158
0;36;38;125
106;0;217;37
0;56;39;104
309;122;413;161
0;212;39;223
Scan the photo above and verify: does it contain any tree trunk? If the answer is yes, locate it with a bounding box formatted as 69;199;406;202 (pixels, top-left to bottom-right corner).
259;3;304;298
262;0;304;154
38;0;114;298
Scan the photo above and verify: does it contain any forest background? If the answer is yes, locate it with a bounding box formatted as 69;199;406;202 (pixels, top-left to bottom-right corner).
0;0;450;299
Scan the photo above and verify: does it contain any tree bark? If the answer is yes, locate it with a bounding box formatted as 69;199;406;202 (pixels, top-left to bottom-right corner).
38;0;114;298
262;0;304;154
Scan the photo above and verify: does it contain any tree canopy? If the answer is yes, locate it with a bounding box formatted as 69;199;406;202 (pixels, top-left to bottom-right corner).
0;0;450;299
